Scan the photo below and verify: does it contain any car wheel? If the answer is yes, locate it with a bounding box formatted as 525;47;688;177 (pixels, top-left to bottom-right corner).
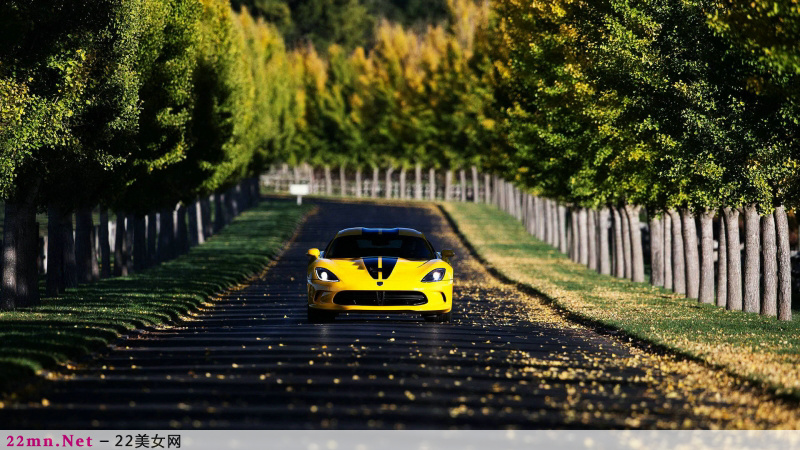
307;307;336;323
423;311;451;323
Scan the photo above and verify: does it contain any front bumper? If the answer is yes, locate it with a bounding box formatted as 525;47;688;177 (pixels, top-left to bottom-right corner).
307;279;453;313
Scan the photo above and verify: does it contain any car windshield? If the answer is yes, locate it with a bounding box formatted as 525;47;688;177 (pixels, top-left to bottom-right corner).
325;235;435;260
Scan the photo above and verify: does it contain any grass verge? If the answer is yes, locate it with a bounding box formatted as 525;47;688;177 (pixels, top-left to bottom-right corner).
0;200;311;395
441;202;800;399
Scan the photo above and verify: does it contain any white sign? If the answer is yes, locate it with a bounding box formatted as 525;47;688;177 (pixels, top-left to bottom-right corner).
289;183;310;205
289;184;310;195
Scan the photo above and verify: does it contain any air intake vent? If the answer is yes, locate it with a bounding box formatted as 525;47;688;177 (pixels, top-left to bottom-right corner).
333;291;427;306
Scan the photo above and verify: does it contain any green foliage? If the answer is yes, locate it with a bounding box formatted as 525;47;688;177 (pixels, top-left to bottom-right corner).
112;0;202;212
491;0;800;213
232;0;450;52
0;0;141;203
284;0;494;172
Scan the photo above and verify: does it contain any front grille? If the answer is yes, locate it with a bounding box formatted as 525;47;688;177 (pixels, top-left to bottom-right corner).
333;290;428;306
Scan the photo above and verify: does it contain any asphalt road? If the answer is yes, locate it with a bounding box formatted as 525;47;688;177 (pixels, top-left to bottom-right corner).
2;199;796;429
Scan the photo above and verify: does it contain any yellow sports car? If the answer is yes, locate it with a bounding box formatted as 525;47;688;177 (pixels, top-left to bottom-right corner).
306;227;454;323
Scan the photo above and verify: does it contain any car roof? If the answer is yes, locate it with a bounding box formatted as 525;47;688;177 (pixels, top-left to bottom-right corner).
335;227;426;239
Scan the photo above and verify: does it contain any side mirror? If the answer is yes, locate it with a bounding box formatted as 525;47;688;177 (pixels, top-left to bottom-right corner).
441;249;455;260
308;248;320;259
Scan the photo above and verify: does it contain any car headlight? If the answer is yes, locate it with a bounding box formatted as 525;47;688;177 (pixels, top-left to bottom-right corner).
421;268;446;282
315;267;339;282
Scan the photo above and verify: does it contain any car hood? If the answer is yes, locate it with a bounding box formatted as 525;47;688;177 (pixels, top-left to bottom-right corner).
321;257;445;281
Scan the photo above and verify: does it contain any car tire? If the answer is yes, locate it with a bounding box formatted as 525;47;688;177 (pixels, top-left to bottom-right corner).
423;311;451;323
307;307;336;323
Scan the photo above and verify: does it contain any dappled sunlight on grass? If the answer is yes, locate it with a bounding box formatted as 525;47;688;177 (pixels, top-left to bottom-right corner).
444;202;800;399
0;202;310;394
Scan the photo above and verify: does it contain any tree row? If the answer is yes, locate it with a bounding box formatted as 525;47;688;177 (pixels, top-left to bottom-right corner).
0;1;293;309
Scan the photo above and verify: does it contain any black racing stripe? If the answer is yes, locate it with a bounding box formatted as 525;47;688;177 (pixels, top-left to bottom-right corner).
362;256;398;280
381;257;398;278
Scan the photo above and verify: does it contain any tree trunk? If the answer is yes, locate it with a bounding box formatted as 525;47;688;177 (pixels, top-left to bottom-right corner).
551;201;560;248
525;195;533;234
355;168;362;198
558;205;568;255
620;206;632;279
459;169;467;202
512;186;520;219
723;207;742;311
743;204;760;313
385;167;394;199
62;212;77;287
578;208;589;266
176;204;189;256
612;207;625;278
237;180;247;209
202;196;213;238
649;213;664;286
3;197;40;309
484;174;491;204
429;168;436;200
495;176;502;208
569;207;578;262
545;200;553;245
99;208;111;278
371;166;379;198
133;214;146;272
399;167;407;199
445;170;453;202
716;215;727;307
158;207;173;263
596;207;610;275
213;192;225;232
587;208;598;271
307;164;315;195
124;213;134;274
663;214;673;290
324;165;333;196
224;188;236;221
90;223;99;281
545;199;553;244
188;201;200;248
339;165;347;197
21;207;40;304
414;164;422;200
775;206;791;320
232;185;241;216
147;212;158;267
669;210;685;294
471;166;479;203
46;207;64;296
761;212;777;316
681;208;700;298
508;183;519;219
626;205;645;283
510;186;517;220
698;210;715;304
537;197;546;239
74;207;94;284
503;180;509;212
